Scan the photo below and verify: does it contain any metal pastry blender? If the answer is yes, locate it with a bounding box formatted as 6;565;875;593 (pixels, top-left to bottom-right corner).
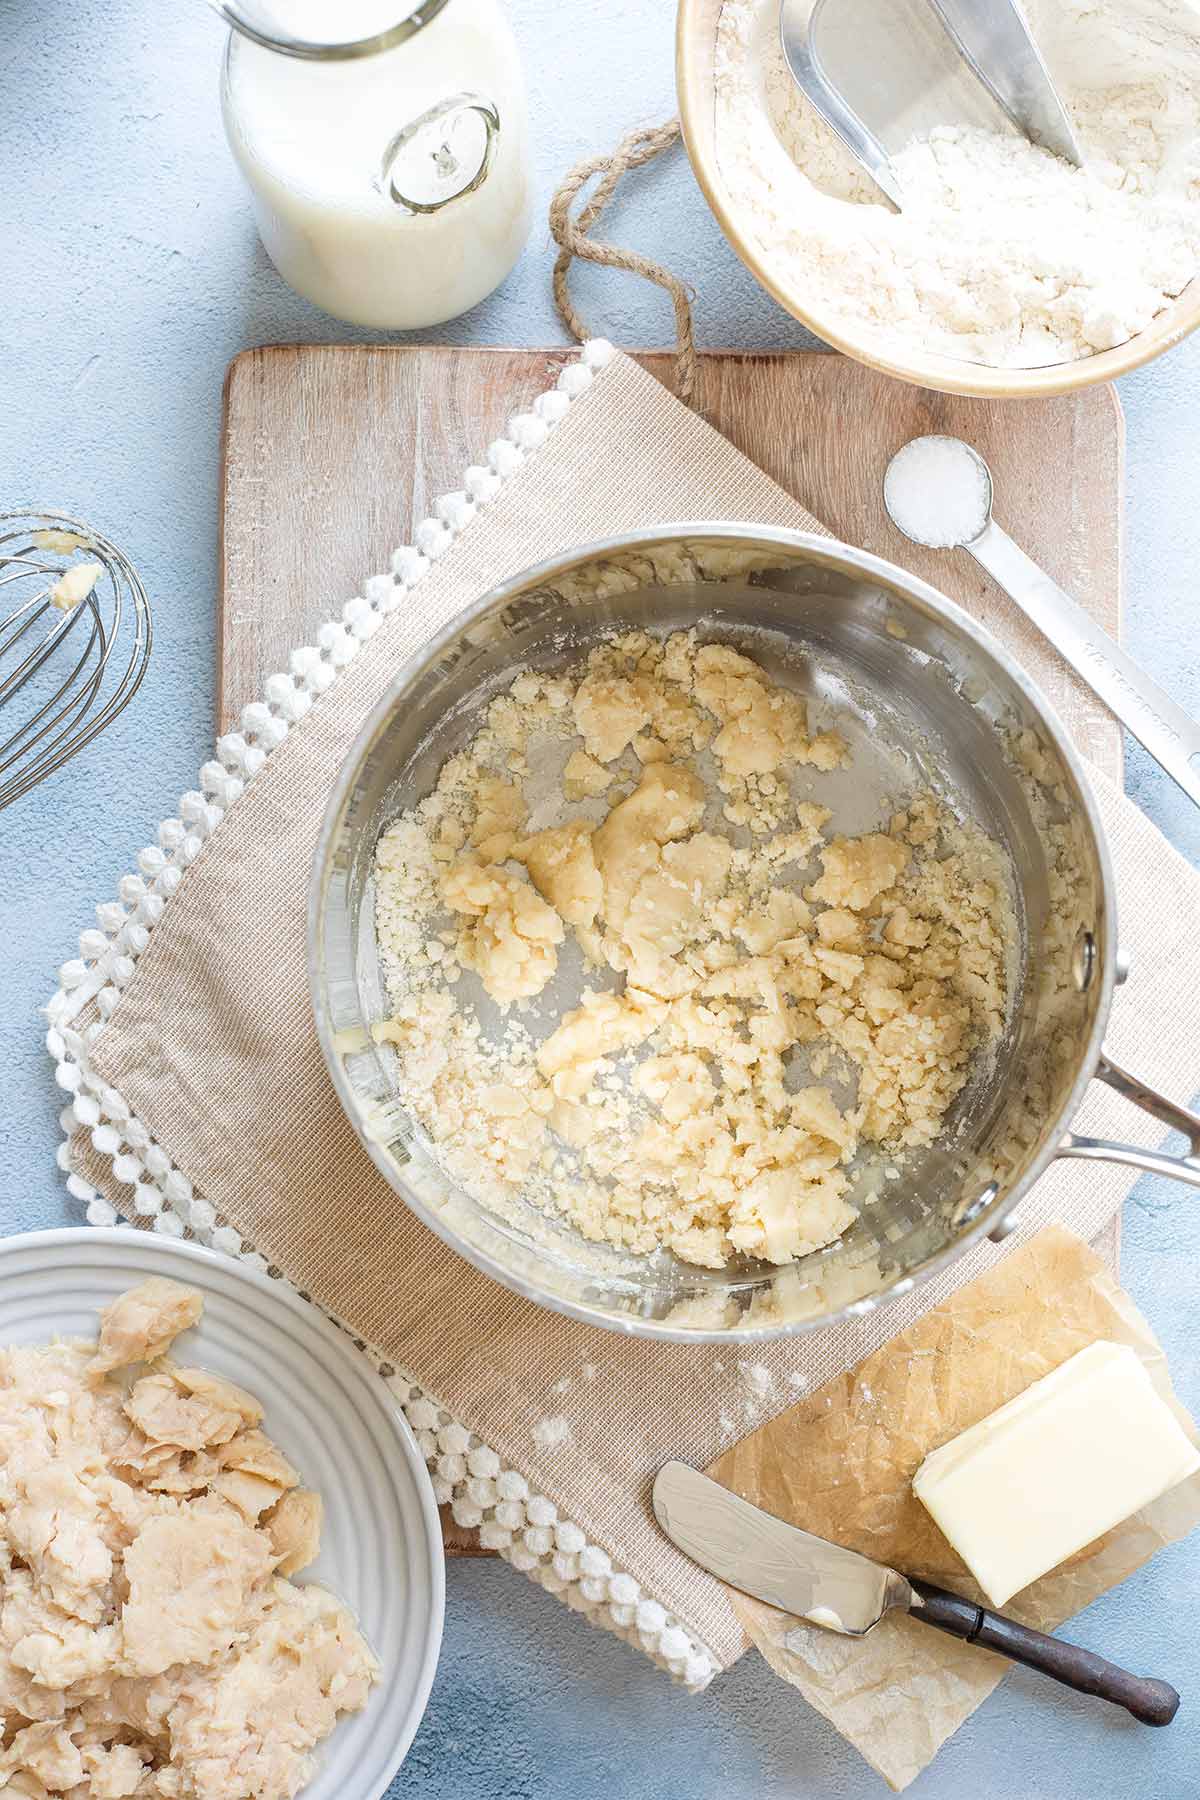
653;1461;1181;1725
780;0;1083;208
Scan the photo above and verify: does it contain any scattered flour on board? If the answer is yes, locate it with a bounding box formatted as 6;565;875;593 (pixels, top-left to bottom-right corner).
714;0;1200;366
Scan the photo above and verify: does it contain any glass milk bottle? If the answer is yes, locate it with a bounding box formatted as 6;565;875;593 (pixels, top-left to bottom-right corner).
218;0;532;329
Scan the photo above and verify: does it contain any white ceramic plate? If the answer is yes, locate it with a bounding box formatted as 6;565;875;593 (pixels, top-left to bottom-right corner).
0;1227;444;1800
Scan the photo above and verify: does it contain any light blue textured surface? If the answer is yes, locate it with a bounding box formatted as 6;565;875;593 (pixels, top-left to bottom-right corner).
3;1;1200;1794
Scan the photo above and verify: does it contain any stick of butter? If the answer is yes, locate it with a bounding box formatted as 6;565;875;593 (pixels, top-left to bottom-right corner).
913;1340;1200;1608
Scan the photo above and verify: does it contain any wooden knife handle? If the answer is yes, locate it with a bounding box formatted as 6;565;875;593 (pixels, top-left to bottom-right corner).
909;1578;1180;1726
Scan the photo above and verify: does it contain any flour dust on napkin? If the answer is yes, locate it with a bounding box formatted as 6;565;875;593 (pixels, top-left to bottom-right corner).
67;349;1200;1692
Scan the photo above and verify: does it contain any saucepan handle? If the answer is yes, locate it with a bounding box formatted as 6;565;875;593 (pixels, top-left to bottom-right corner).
1055;1051;1200;1191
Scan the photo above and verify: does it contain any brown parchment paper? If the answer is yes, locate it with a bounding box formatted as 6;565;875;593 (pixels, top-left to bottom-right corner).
709;1225;1200;1791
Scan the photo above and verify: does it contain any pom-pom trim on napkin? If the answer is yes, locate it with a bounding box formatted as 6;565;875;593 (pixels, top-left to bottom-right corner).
43;338;720;1693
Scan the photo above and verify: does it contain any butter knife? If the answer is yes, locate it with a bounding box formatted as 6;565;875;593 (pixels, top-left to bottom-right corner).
652;1462;1179;1725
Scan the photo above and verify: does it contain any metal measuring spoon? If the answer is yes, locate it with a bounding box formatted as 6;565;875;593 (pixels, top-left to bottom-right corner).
883;435;1200;808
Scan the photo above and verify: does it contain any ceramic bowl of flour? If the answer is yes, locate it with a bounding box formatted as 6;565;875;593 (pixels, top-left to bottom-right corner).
677;0;1200;397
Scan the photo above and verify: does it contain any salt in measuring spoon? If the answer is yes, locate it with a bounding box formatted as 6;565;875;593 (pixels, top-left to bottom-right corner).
883;434;1200;809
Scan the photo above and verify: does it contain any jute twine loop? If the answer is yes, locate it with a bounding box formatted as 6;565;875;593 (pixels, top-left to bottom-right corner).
549;119;698;405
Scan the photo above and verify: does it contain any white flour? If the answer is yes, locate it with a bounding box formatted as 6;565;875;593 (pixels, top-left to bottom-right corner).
714;0;1200;367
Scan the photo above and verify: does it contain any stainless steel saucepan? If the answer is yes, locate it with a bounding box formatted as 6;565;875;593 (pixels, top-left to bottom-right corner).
310;527;1200;1341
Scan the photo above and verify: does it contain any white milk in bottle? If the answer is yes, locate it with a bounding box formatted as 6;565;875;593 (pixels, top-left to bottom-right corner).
221;0;532;328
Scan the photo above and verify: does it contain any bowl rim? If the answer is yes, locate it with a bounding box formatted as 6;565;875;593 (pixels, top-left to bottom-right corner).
309;521;1116;1344
674;0;1200;399
0;1225;447;1794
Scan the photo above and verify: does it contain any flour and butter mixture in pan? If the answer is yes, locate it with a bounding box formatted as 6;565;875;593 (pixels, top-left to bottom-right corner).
375;632;1015;1270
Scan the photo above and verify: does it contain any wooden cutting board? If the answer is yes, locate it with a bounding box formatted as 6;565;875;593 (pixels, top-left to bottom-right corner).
219;345;1125;1553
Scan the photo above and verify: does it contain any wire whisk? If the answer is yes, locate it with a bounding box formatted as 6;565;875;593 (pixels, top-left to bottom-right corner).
0;511;152;810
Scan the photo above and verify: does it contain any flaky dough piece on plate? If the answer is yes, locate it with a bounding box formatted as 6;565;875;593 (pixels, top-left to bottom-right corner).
0;1277;378;1800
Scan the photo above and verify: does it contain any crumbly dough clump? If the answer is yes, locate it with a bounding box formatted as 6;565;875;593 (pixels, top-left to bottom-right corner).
374;633;1013;1269
0;1279;378;1799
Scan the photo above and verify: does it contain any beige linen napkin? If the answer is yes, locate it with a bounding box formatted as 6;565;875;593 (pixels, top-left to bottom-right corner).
78;351;1200;1675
